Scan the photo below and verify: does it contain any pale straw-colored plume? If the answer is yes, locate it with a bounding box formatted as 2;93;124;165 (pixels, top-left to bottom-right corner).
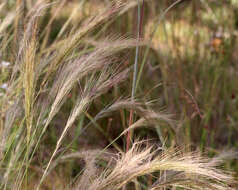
86;142;235;190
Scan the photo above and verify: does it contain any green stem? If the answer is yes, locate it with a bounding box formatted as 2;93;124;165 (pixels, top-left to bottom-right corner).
126;0;143;152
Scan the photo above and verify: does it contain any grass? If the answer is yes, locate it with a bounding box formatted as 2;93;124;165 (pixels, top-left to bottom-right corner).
0;0;238;189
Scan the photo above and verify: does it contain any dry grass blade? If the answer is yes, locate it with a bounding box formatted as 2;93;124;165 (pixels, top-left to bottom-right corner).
37;66;129;189
23;30;37;144
41;1;127;86
51;150;113;190
20;2;52;146
87;142;234;190
95;99;175;130
41;37;143;134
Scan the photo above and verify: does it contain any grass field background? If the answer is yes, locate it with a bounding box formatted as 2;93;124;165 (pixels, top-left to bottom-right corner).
0;0;238;189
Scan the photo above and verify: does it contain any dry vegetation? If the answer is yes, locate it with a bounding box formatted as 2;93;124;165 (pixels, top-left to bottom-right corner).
0;0;238;189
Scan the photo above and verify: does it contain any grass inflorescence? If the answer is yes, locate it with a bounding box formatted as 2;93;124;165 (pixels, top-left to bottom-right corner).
0;0;237;189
